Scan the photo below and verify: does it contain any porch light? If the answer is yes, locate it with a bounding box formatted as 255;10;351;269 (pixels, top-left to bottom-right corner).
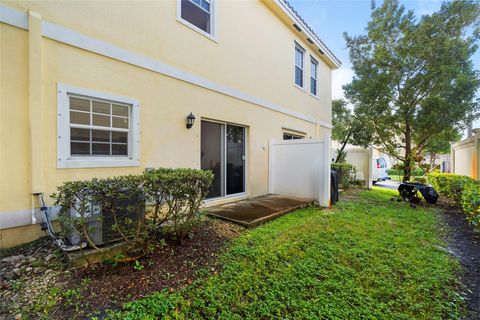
186;112;196;129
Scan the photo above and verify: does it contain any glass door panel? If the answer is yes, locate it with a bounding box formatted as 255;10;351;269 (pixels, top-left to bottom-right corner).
226;125;245;195
201;121;224;198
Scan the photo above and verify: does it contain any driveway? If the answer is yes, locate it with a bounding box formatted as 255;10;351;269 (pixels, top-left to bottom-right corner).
374;180;400;190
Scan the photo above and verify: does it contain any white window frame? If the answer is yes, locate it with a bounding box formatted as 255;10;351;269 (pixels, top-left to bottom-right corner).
57;83;140;168
294;42;305;90
177;0;217;42
310;56;318;97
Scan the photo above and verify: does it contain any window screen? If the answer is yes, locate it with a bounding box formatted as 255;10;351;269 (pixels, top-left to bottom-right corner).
295;44;304;87
69;96;130;157
181;0;212;34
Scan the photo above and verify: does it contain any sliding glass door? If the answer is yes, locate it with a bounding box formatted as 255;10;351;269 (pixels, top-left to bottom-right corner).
201;120;245;199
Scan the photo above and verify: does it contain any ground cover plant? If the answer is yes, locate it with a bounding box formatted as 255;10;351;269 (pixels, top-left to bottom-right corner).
109;188;463;319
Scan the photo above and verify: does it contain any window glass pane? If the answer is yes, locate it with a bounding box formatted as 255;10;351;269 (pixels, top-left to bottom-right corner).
70;111;90;125
295;67;303;87
112;131;128;143
311;78;317;95
92;114;111;127
71;128;90;141
70;97;90;112
71;142;90;155
112;144;128;156
113;117;129;129
92;143;110;155
112;104;129;117
92;101;110;115
295;49;301;67
92;130;110;142
200;0;210;11
181;0;211;33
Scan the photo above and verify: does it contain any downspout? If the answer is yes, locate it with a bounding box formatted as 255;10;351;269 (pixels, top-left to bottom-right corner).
28;11;44;224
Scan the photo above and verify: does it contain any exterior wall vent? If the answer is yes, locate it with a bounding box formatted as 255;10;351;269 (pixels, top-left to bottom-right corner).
307;38;314;44
293;24;302;32
318;49;325;55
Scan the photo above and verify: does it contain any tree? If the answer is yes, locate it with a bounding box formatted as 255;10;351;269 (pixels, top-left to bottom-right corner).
344;0;480;182
423;129;461;170
331;99;371;163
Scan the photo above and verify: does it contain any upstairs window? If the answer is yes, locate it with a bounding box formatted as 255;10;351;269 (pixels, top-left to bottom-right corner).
310;57;318;96
295;43;305;88
179;0;214;37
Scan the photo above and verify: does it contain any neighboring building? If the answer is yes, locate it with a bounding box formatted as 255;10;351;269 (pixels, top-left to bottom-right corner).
451;129;480;179
331;142;393;188
0;1;340;247
423;153;451;173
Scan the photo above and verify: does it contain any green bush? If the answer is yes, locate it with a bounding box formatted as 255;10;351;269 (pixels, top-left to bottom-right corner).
388;168;425;176
52;168;213;255
428;172;480;227
331;163;358;190
461;181;480;227
428;172;474;204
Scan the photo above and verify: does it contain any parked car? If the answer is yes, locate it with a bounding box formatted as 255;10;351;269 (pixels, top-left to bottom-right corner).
372;158;389;183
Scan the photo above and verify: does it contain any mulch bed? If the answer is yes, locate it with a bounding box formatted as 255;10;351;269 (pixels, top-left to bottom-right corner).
0;218;244;319
435;198;480;320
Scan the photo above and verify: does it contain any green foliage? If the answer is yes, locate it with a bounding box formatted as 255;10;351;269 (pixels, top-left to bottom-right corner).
51;168;213;256
461;181;480;227
133;260;144;271
428;172;475;204
388;168;424;176
429;172;480;227
331;163;359;189
331;99;371;163
344;0;480;181
108;188;463;319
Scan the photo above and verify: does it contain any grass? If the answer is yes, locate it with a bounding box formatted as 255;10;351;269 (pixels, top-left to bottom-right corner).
108;188;463;320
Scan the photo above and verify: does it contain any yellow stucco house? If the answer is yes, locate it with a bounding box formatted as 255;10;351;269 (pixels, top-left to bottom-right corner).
0;0;340;248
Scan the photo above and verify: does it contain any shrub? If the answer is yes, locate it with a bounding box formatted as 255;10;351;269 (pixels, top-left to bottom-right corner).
150;168;213;244
428;172;474;204
51;168;213;257
388;168;424;177
428;172;480;228
331;163;358;190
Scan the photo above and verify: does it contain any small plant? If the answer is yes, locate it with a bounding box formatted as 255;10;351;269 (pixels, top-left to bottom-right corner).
133;260;144;271
331;163;359;190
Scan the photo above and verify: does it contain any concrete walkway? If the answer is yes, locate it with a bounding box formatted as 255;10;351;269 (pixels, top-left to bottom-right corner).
207;194;314;227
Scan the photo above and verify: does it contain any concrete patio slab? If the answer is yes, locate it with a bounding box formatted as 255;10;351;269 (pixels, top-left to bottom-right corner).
206;194;314;227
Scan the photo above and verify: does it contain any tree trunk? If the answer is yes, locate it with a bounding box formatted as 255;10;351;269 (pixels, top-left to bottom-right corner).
429;153;436;170
403;122;412;183
335;126;353;163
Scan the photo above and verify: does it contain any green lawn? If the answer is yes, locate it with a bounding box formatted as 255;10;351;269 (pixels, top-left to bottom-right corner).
108;188;463;320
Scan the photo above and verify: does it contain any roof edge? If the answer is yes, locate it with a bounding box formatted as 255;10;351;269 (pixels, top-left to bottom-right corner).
274;0;341;69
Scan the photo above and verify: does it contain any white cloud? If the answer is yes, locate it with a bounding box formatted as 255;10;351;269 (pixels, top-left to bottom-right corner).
332;67;354;100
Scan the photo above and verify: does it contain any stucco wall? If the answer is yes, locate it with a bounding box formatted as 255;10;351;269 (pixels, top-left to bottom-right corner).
452;136;478;179
0;1;335;247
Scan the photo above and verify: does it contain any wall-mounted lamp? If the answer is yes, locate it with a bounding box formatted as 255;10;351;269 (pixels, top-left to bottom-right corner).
186;112;196;129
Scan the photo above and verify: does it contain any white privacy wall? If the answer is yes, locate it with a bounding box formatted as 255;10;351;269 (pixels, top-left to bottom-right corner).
268;136;331;207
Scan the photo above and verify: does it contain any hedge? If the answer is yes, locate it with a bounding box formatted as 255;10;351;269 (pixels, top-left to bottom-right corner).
331;163;358;190
428;172;480;227
387;168;425;176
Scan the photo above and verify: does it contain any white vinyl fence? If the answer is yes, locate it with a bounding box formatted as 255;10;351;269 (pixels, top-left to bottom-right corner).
268;135;331;207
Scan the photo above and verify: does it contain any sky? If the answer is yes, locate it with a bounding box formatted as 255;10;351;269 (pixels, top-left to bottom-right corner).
289;0;480;128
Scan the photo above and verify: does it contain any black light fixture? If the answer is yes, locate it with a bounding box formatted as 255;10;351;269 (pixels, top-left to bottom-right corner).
186;112;196;129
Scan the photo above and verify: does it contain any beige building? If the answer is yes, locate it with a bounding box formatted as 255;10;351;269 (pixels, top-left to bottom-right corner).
0;1;340;247
451;129;480;179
